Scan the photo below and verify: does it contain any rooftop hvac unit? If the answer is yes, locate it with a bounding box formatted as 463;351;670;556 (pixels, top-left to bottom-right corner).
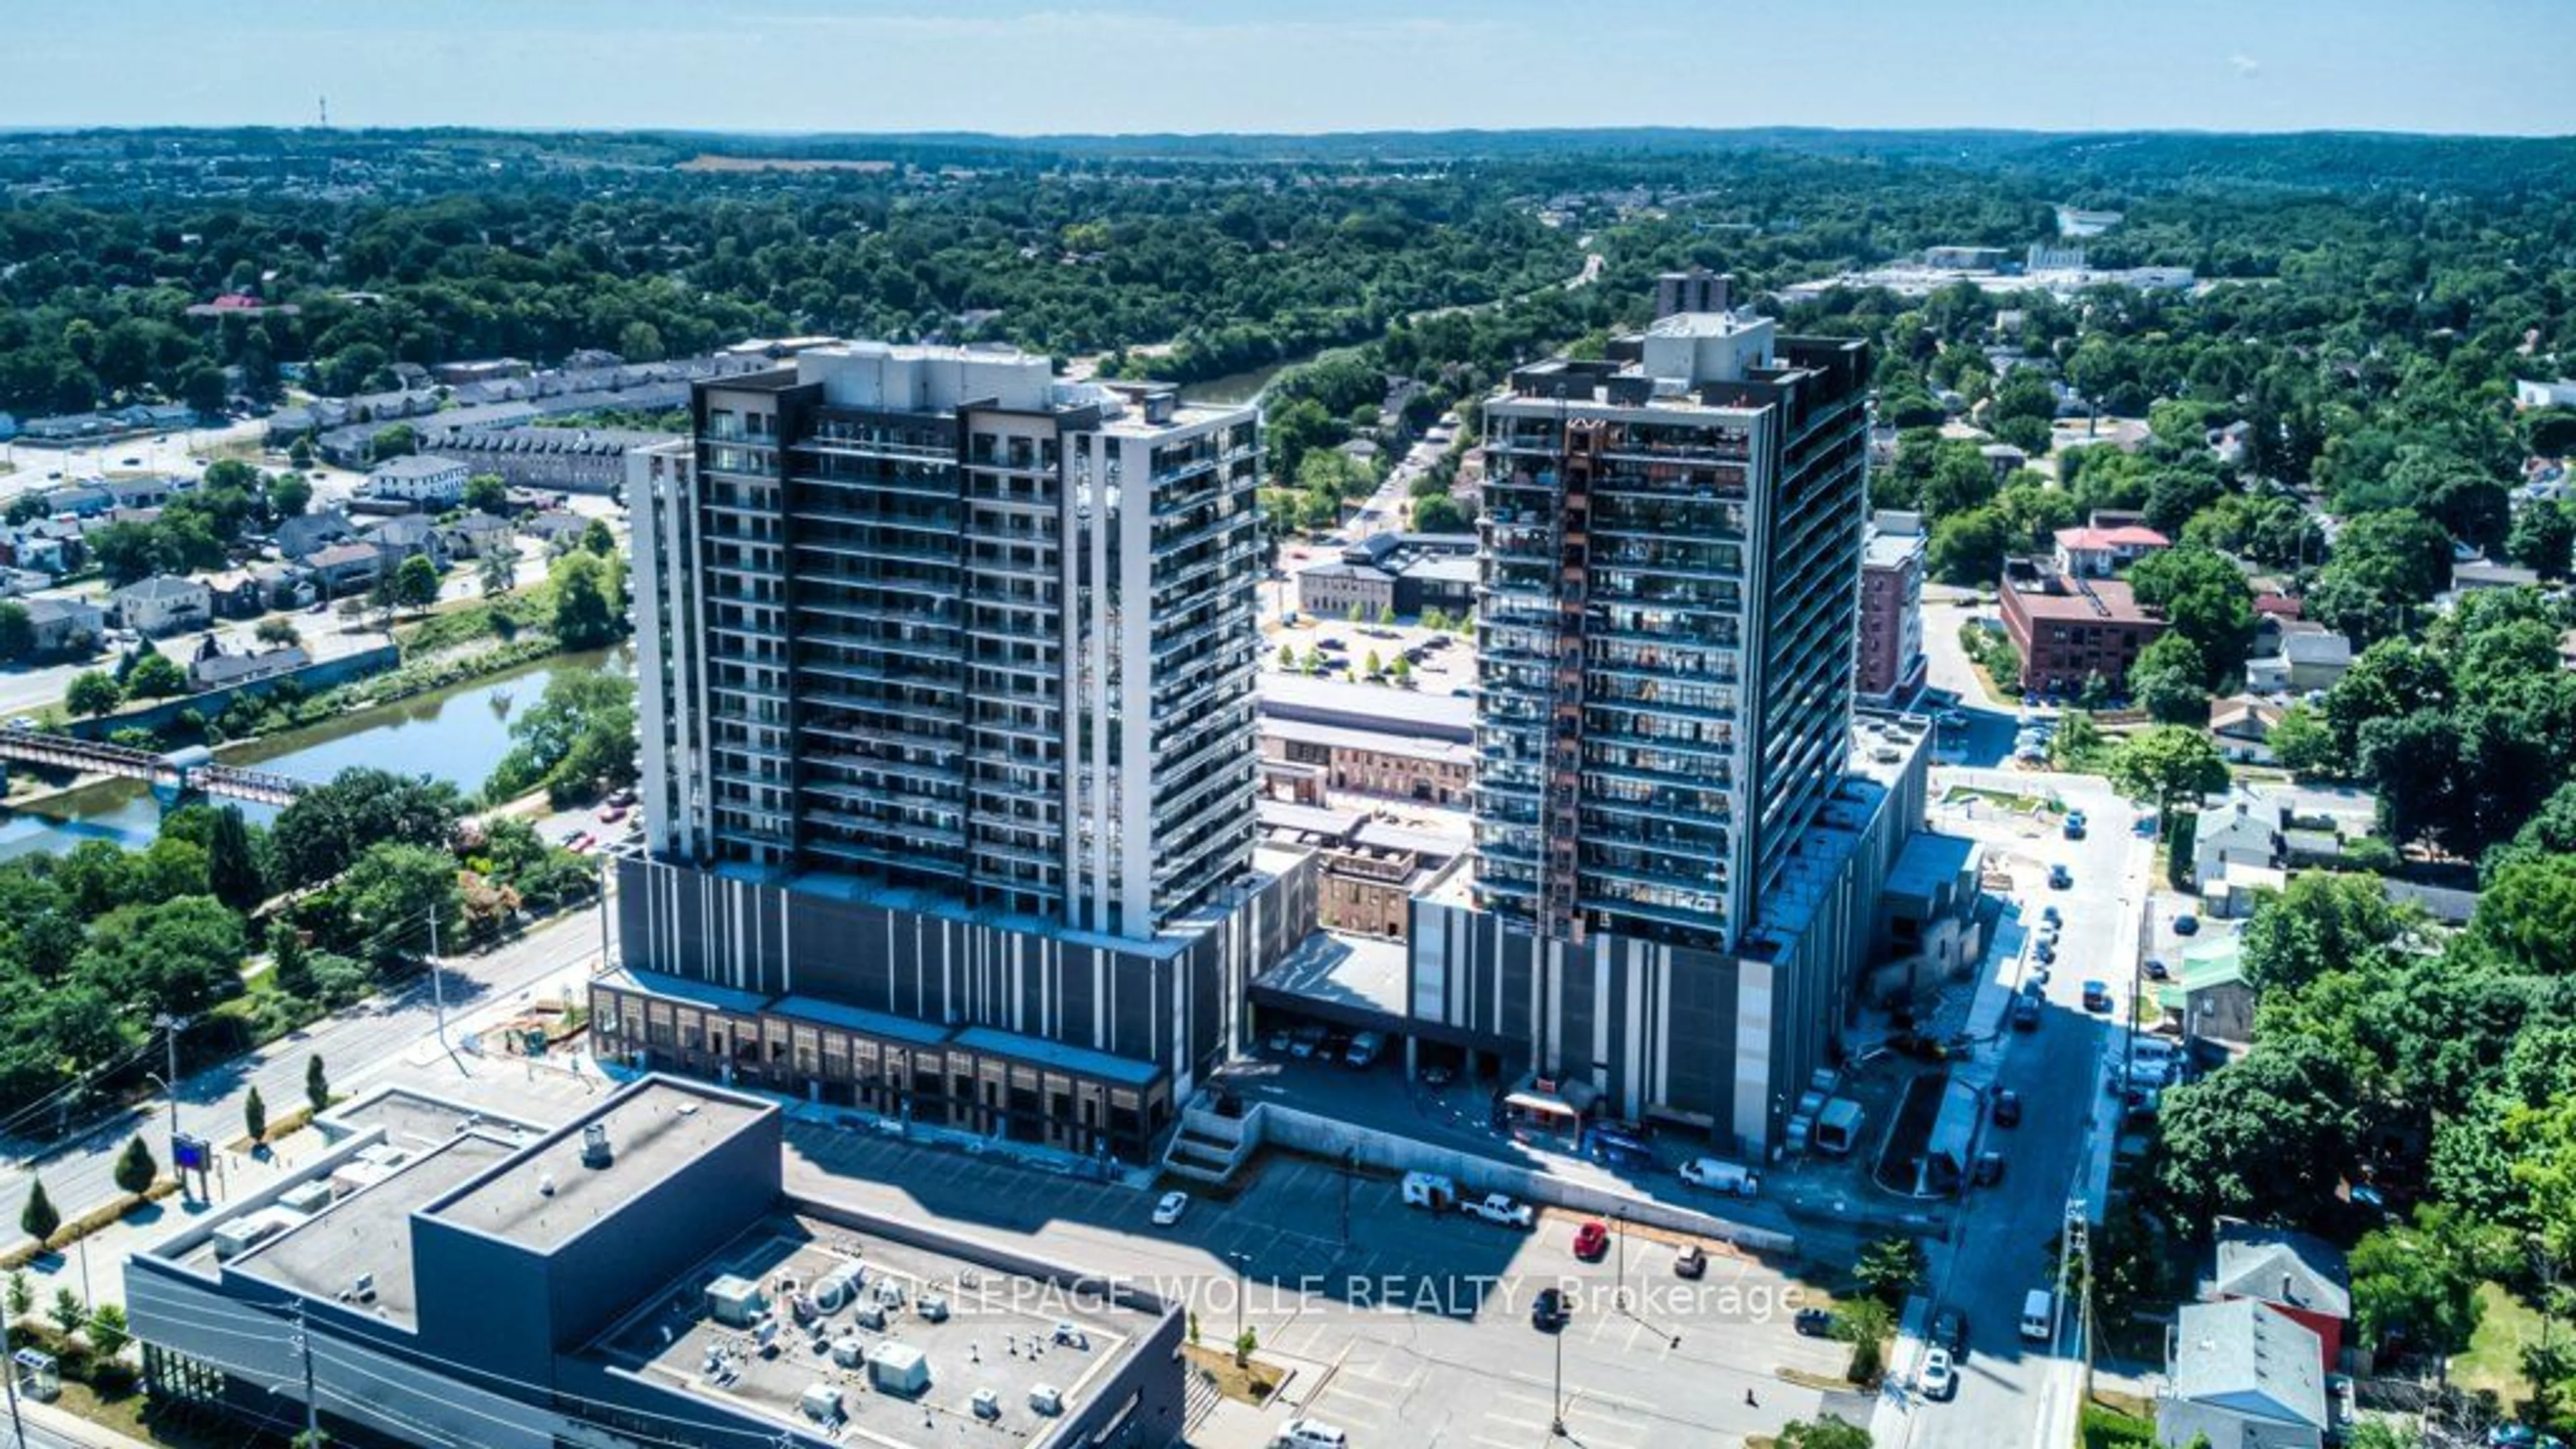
867;1340;930;1397
580;1122;613;1168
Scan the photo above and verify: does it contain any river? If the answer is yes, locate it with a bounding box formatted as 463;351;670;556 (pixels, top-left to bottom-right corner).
0;646;630;860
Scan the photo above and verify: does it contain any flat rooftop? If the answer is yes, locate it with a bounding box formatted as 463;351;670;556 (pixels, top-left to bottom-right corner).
1257;931;1412;1019
2003;566;2158;625
1262;714;1475;765
590;1215;1140;1449
1258;674;1475;739
427;1079;770;1252
229;1131;518;1329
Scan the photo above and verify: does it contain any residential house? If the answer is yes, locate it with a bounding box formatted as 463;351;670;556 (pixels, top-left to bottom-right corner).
42;482;115;519
188;644;310;692
2156;1298;2329;1449
437;513;514;559
1979;441;2028;481
2209;696;2287;765
2051;522;2170;579
2193;796;2288;886
105;476;180;511
274;509;360;562
0;523;74;576
2246;631;2353;696
304;541;381;597
250;564;315;611
200;568;269;619
518;509;592;553
112;574;213;638
364;453;472;507
2156;936;2257;1048
2514;378;2576;409
364;514;449;572
2204;1224;2352;1375
19;598;105;658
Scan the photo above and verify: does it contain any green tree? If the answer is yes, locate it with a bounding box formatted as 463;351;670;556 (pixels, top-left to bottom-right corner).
2107;725;2229;830
5;1270;29;1320
48;1287;78;1336
2239;871;2413;995
2127;545;2254;685
1856;1235;1927;1306
206;805;265;914
1927;506;2011;586
268;471;313;519
580;519;616;557
1277;643;1295;669
244;1085;266;1143
482;667;638;804
2506;499;2575;580
270;917;313;998
1776;1416;1874;1449
393;553;441;611
2154;1038;2359;1230
2349;1203;2516;1355
479;545;521;598
343;841;463;966
2267;704;2337;777
463;473;510;515
2470;853;2576;979
255;617;303;649
125;651;187;700
549;551;622;648
268;767;465;889
1831;1297;1892;1385
285;437;315;471
113;1134;156;1194
2130;634;2212;725
1233;1326;1258;1368
368;423;417;462
87;1302;128;1356
20;1178;57;1244
66;669;121;718
0;602;32;664
1412;494;1468;532
1390;655;1412;684
307;1054;329;1114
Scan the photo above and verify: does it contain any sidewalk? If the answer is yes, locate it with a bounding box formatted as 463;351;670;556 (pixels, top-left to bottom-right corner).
20;1394;155;1449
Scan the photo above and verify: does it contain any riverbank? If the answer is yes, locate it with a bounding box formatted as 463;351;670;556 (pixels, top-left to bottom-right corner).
0;644;631;855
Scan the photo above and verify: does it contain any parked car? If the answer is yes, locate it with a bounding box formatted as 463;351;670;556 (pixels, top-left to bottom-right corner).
2143;958;2170;981
1531;1287;1572;1331
1571;1220;1610;1260
1931;1308;1969;1356
1462;1193;1535;1230
1921;1347;1957;1400
2033;939;2057;965
1794;1307;1837;1338
2062;810;2087;841
2172;914;2201;936
1151;1191;1190;1227
1674;1244;1707;1279
2048;864;2074;889
2041;905;2061;926
1992;1090;2023;1128
2010;997;2042;1032
1678;1158;1760;1196
1974;1150;2006;1186
2082;980;2114;1013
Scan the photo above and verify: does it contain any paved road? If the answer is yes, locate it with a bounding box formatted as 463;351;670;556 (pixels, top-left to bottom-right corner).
1898;767;2157;1449
0;906;607;1252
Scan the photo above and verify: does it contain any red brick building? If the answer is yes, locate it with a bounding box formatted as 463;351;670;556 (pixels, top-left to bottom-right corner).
1998;559;2167;696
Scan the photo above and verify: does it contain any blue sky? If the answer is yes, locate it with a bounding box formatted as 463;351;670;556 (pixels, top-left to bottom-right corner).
11;1;2571;136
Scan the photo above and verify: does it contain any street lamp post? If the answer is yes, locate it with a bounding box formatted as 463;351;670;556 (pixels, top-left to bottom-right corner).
149;1013;189;1191
1228;1250;1252;1353
1550;1319;1566;1437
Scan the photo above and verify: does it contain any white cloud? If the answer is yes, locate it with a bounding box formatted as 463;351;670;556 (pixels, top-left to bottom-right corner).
2229;52;2262;77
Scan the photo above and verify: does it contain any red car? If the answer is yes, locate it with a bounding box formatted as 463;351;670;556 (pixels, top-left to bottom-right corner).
1572;1220;1609;1260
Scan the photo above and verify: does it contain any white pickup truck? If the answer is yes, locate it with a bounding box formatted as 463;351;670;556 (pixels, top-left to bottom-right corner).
1460;1192;1535;1230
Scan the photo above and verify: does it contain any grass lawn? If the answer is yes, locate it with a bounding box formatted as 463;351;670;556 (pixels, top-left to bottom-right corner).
2452;1280;2575;1416
1943;784;2065;816
2079;1401;2157;1449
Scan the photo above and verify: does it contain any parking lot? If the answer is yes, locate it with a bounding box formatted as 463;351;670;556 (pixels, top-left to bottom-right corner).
1263;614;1477;698
778;1120;1866;1448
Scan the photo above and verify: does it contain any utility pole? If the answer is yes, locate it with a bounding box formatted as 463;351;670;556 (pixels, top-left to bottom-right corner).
1550;1320;1566;1438
1614;1208;1627;1311
427;908;445;1046
294;1300;318;1447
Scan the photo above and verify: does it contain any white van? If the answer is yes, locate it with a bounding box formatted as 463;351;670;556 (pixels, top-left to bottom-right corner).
1279;1419;1350;1448
1401;1171;1457;1211
1679;1158;1761;1197
2020;1288;2056;1342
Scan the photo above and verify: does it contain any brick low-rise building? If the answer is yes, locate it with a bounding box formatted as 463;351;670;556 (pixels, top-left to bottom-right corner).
1999;557;2166;696
1858;510;1927;705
